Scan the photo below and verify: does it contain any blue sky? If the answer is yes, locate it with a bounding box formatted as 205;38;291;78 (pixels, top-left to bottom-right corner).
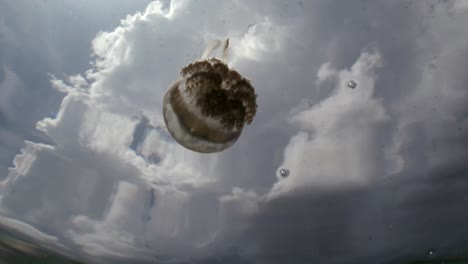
0;0;467;263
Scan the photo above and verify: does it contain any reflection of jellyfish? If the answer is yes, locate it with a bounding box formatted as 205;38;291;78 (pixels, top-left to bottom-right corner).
163;38;257;153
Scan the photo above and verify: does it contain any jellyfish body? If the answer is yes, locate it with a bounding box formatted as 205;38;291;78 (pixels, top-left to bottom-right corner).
163;39;257;153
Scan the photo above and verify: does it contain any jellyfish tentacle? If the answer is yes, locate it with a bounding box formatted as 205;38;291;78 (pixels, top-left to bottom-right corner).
222;38;230;63
201;39;221;59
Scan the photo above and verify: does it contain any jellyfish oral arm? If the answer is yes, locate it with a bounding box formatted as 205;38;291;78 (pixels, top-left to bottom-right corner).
222;38;229;63
200;38;229;61
201;40;221;60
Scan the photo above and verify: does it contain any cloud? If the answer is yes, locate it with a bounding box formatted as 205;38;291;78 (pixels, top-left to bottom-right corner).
0;215;63;247
1;0;283;261
0;0;468;263
452;0;468;13
0;67;24;118
0;67;29;172
0;0;154;177
269;51;393;196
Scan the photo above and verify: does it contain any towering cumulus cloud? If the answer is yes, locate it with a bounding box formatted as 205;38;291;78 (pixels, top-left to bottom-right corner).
0;1;285;262
0;0;467;263
271;52;390;195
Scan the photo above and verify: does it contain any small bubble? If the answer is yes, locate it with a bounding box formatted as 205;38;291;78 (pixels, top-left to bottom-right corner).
428;249;436;256
279;168;289;177
347;80;357;89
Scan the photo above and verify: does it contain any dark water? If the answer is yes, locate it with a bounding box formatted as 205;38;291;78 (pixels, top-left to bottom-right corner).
0;224;467;264
0;228;85;264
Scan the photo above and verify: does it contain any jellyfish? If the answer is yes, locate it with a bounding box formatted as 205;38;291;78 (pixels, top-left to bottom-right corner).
163;38;257;153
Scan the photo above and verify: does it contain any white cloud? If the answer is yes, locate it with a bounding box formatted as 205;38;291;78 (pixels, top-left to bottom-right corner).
269;51;391;197
1;0;468;263
0;0;156;178
235;19;285;62
0;0;288;261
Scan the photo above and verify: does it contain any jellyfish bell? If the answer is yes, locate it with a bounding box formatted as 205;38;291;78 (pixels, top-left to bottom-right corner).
163;38;258;153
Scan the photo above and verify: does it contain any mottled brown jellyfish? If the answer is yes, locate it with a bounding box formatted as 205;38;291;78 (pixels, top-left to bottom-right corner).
163;39;257;153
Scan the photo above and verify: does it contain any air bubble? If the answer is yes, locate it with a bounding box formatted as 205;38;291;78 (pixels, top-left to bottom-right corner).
279;168;289;177
347;80;357;89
